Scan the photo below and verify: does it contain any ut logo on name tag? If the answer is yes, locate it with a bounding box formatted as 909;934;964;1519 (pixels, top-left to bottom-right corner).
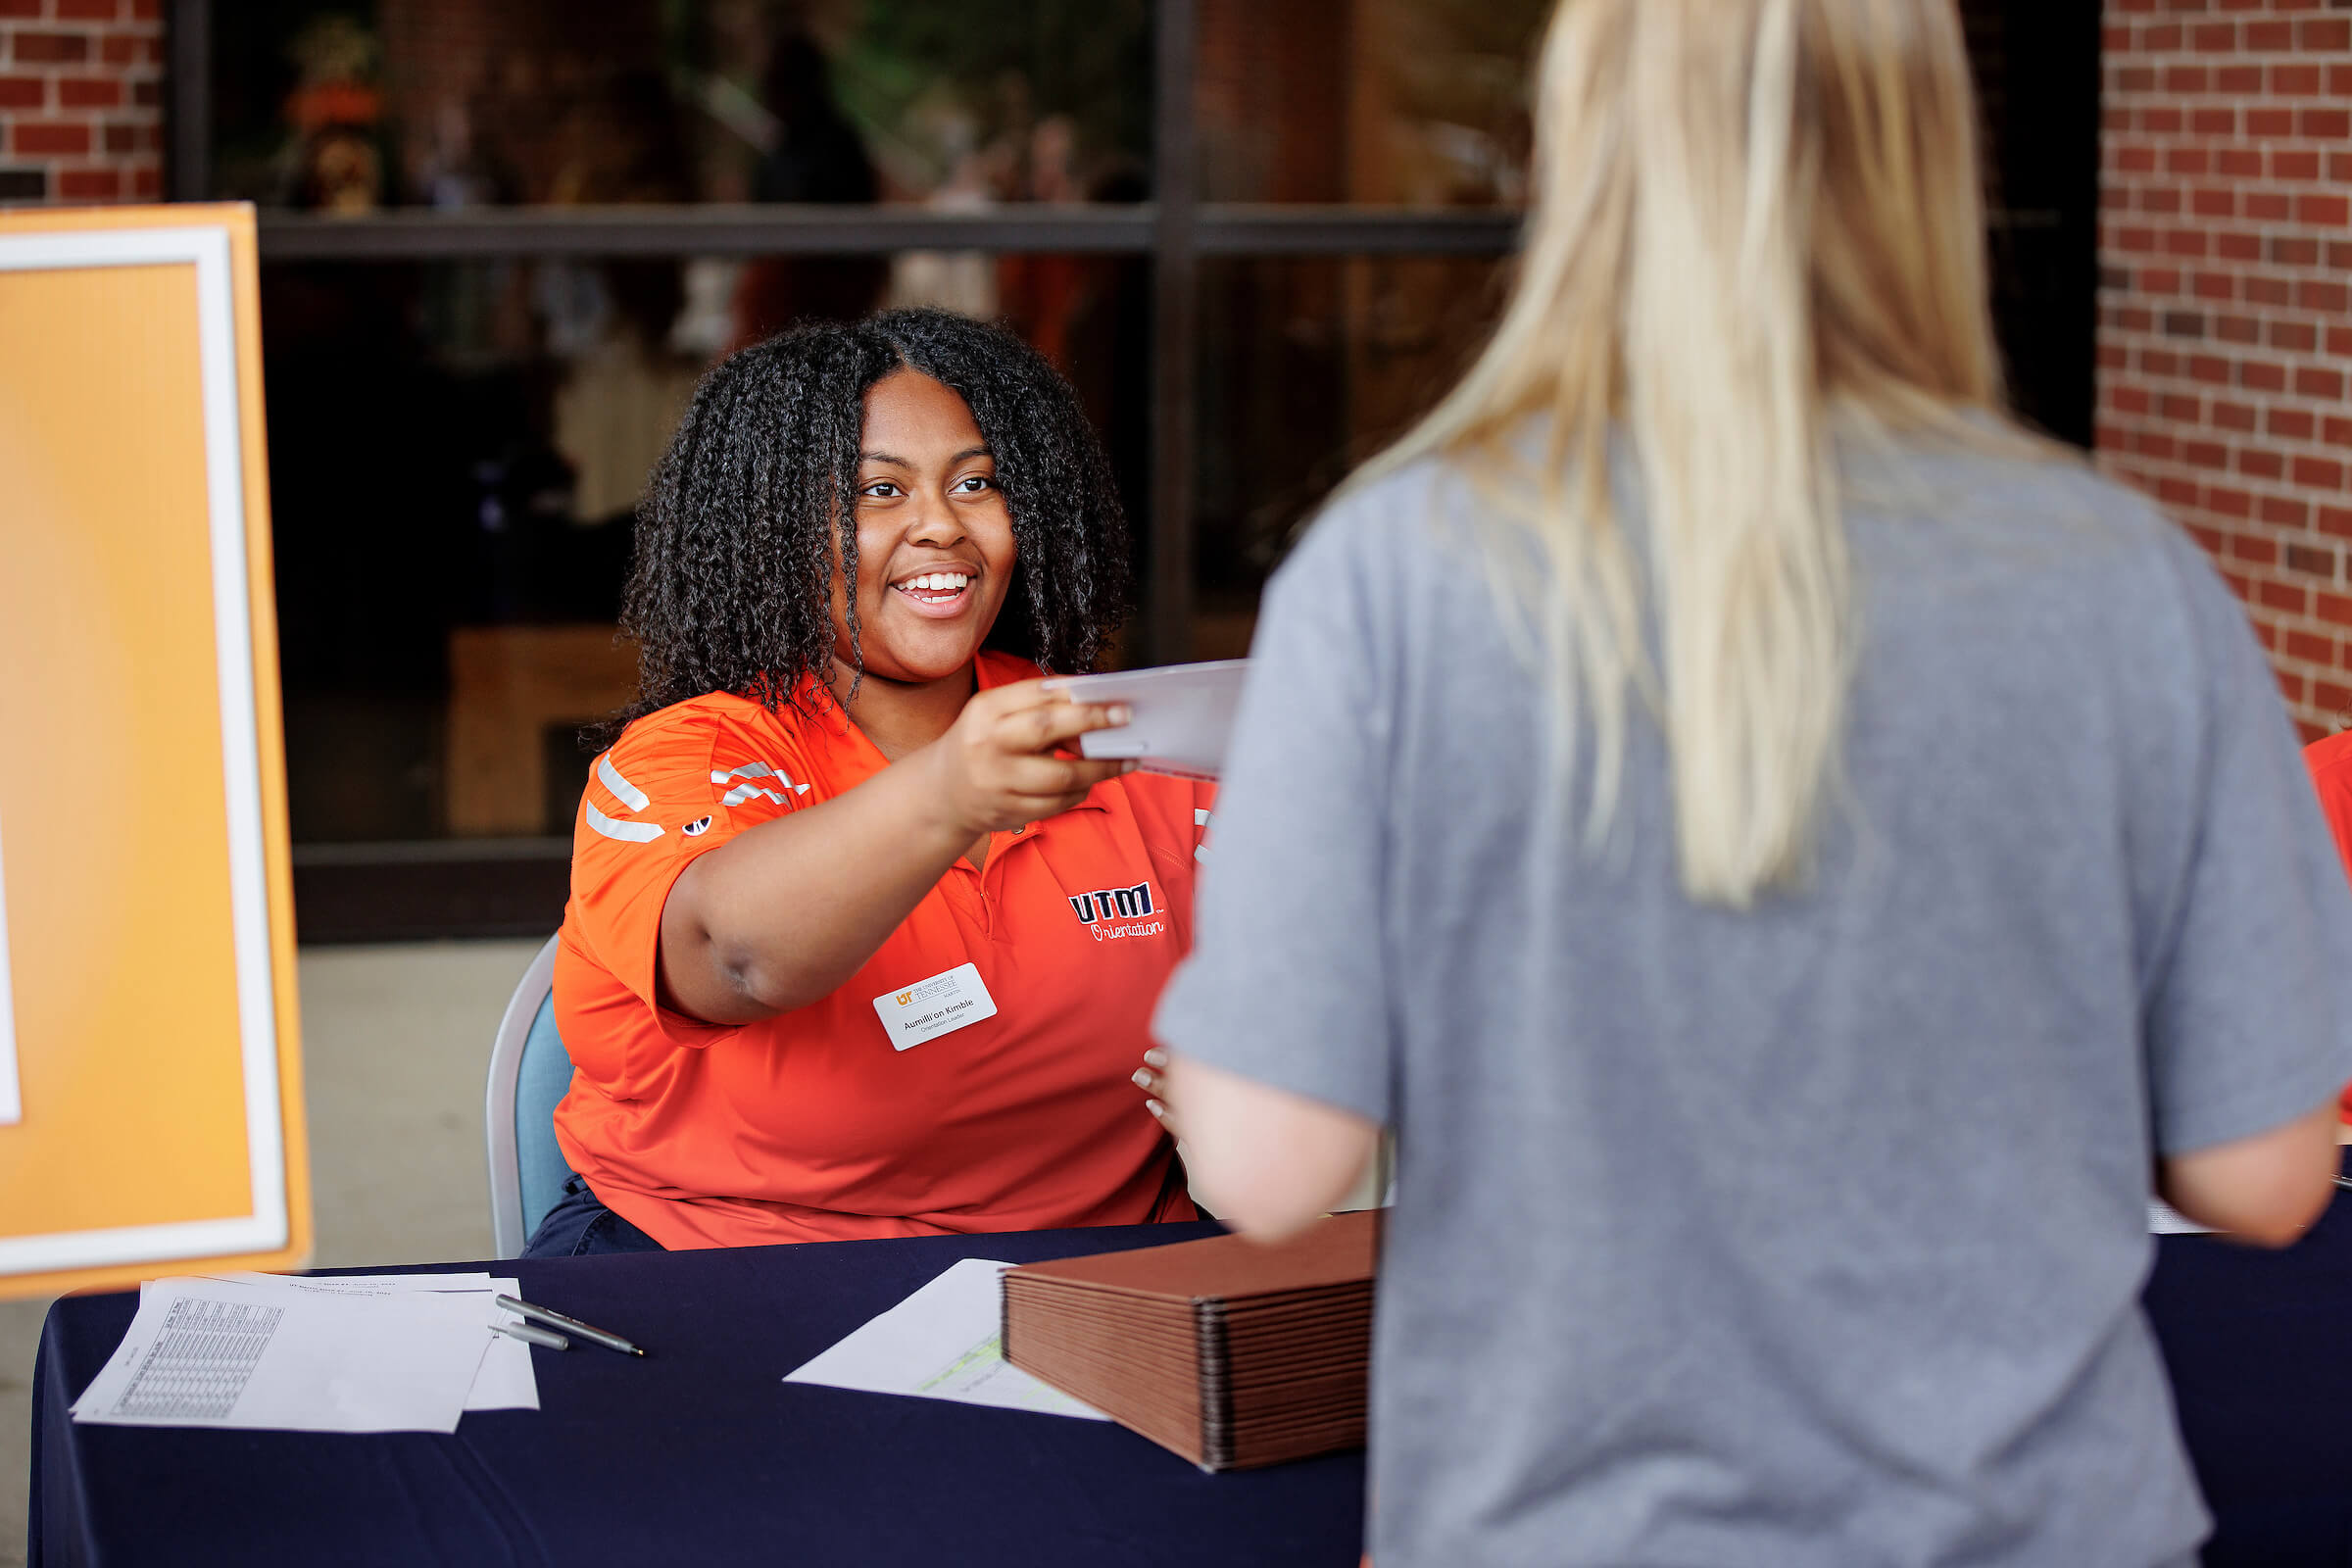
871;963;999;1052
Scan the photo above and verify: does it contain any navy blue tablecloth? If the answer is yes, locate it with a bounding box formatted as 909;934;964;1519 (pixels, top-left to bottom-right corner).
32;1189;2352;1566
31;1221;1361;1567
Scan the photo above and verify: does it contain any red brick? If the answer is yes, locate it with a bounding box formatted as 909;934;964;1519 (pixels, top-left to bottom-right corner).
2190;440;2231;470
2274;151;2322;181
2247;19;2295;49
2322;509;2352;543
2245;191;2292;221
2293;457;2347;491
2143;187;2184;215
2221;65;2266;93
2239;448;2284;478
2274;409;2319;441
132;0;160;16
99;33;132;64
2210;487;2255;520
2270;321;2319;352
2321;593;2352;630
2168;147;2211;176
0;0;39;15
55;0;119;15
2261;580;2311;616
10;31;92;63
2298;194;2351;227
2230;532;2280;564
2139;431;2180;461
2194;354;2237;384
2214;401;2258;432
2219;148;2264;178
2304;108;2352;139
130;166;160;198
2328;417;2352;449
58;76;121;108
2316;681;2352;718
2198;108;2243;136
2296;368;2346;400
55;168;121;200
2302;281;2351;314
2241;361;2288;392
2218;316;2261;344
2302;18;2351;49
2273;64;2324;96
0;74;40;107
12;122;90;156
2245;275;2291;307
2266;496;2313;527
2288;630;2336;665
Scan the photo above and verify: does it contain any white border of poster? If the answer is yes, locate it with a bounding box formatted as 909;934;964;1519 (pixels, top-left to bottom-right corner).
0;225;288;1270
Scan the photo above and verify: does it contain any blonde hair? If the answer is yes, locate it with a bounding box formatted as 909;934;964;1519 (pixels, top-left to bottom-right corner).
1362;0;2021;906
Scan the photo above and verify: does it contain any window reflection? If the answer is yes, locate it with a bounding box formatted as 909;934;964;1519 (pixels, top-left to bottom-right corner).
1194;254;1507;658
1196;0;1545;207
211;2;1152;213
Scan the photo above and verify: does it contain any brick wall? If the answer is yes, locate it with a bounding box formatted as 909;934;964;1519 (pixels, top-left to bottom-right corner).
2097;0;2352;742
0;0;162;205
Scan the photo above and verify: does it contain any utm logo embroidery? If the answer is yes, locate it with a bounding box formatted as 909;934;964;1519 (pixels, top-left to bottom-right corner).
1069;882;1154;924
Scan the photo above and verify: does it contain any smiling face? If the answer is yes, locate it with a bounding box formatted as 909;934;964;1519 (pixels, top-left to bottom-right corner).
828;368;1019;690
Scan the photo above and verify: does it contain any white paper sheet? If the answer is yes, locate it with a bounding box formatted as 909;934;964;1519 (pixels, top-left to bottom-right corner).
193;1271;539;1411
1043;660;1249;781
70;1275;494;1434
783;1257;1107;1420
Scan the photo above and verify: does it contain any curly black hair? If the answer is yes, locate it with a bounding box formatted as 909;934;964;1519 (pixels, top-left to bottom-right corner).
601;307;1133;740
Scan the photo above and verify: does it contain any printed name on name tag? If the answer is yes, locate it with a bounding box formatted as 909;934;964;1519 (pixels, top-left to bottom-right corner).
871;963;999;1052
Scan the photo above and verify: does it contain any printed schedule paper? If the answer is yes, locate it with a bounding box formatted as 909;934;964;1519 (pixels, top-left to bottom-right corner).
783;1257;1107;1421
70;1272;528;1433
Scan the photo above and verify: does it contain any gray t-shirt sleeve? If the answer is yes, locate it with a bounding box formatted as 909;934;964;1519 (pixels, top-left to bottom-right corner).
2141;531;2352;1155
1152;500;1396;1125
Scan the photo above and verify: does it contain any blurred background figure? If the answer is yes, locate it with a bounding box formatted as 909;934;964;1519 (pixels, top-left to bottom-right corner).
729;28;890;346
1161;1;2352;1564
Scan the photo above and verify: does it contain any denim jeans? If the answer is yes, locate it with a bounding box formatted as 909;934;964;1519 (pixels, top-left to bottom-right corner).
520;1173;664;1257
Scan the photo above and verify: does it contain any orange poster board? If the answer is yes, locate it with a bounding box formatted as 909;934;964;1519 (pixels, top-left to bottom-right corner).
0;203;310;1296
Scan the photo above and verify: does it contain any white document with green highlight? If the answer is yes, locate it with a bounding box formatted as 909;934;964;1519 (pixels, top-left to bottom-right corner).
783;1257;1106;1420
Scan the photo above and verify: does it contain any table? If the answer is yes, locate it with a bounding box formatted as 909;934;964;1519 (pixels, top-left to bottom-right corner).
35;1198;2352;1566
33;1222;1361;1566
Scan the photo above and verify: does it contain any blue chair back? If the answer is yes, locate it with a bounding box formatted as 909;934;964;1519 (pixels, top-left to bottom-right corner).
486;936;581;1256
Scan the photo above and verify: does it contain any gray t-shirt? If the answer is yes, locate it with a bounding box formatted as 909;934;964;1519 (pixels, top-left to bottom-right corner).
1154;439;2352;1567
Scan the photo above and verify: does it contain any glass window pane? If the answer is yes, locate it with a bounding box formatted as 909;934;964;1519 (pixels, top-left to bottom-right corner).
211;2;1152;211
1192;254;1507;656
1196;0;1547;207
265;252;1150;845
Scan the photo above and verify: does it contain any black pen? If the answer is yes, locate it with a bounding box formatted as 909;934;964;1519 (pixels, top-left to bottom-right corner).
495;1294;646;1356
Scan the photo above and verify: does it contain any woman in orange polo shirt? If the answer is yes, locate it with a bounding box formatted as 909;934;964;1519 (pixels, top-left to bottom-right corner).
525;308;1206;1256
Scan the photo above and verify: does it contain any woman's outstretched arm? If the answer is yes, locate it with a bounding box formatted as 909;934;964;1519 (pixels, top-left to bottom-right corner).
658;681;1129;1024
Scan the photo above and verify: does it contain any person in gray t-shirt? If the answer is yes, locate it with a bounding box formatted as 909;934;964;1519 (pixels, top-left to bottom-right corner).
1152;2;2352;1564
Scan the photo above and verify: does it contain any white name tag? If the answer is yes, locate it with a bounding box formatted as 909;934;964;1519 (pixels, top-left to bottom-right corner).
871;963;998;1052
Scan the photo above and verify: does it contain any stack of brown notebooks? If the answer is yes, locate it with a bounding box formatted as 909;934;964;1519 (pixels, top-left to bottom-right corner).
1000;1210;1377;1472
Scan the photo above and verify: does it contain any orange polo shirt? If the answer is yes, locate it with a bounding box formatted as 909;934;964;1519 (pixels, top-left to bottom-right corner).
2305;732;2352;1120
552;651;1210;1250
